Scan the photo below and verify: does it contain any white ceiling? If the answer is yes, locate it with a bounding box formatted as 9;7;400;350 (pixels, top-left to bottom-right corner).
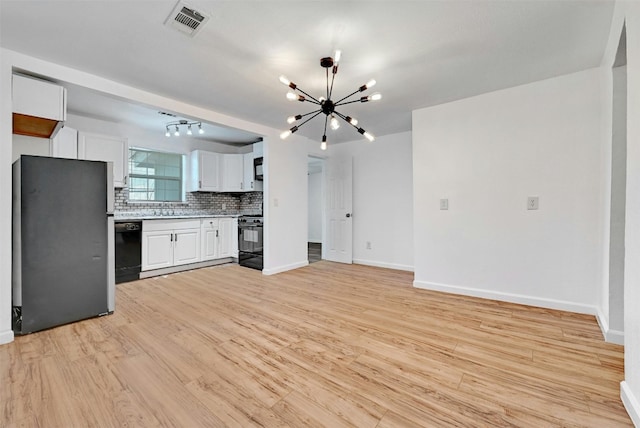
0;0;615;145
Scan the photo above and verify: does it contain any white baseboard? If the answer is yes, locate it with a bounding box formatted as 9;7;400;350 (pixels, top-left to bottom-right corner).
413;280;597;315
0;329;14;345
621;381;640;426
353;259;414;272
596;308;625;345
262;260;309;276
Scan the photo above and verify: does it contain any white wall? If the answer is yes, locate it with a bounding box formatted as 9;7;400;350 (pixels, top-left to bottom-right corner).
308;169;322;243
0;27;15;345
330;131;413;271
604;2;640;425
412;68;606;314
262;133;311;274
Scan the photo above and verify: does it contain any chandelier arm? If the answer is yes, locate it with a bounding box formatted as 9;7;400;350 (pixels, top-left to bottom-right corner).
294;87;322;104
334;111;360;130
334;89;361;105
295;110;325;130
298;109;322;119
323;115;329;136
334;99;363;107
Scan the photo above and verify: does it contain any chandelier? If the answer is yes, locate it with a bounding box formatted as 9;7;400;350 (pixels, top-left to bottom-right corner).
279;50;381;150
164;119;204;137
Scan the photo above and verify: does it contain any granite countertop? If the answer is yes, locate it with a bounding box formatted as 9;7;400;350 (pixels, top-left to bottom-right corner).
114;212;253;221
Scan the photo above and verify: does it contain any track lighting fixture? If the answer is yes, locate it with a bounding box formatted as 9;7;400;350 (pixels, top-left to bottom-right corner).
164;119;204;137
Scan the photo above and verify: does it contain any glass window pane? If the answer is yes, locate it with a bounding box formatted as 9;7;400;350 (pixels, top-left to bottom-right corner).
128;148;183;202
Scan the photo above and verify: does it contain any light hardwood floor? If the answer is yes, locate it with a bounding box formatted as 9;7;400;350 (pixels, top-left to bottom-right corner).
0;262;631;427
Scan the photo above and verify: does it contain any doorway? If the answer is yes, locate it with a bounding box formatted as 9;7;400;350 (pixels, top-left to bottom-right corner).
308;156;324;263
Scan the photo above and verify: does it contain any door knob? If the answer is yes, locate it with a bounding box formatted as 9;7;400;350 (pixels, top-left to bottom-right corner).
346;213;351;218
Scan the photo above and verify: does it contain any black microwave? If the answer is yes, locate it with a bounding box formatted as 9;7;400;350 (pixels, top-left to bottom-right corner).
254;157;264;181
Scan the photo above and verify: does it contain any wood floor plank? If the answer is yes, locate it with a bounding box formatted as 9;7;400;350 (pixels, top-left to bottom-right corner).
0;261;630;426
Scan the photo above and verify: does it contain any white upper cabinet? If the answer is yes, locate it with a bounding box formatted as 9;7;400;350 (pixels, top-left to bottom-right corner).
12;74;67;138
221;154;244;192
243;152;255;191
243;151;263;192
189;146;264;193
253;141;263;157
50;126;78;159
78;131;129;187
189;150;220;192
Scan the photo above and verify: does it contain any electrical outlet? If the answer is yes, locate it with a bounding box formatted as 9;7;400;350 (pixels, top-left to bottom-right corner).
527;196;539;210
366;241;372;250
440;198;449;210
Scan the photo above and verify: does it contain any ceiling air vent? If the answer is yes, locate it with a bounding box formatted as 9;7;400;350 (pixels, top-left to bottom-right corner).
164;2;210;37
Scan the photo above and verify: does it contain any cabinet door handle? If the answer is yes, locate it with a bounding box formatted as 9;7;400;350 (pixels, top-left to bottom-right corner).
170;233;173;242
216;230;219;237
175;233;178;242
124;175;127;185
251;181;254;189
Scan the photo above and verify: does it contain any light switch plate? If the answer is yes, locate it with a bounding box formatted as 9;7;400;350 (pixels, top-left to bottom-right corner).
527;196;539;210
440;198;449;210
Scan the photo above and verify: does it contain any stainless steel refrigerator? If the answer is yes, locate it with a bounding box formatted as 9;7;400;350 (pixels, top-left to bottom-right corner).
12;155;115;334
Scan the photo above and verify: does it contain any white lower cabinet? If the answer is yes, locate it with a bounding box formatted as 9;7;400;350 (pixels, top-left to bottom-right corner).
201;218;220;261
201;217;238;261
142;219;201;271
219;217;238;258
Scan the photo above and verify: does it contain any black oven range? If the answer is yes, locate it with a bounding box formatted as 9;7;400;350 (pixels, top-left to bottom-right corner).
238;216;263;270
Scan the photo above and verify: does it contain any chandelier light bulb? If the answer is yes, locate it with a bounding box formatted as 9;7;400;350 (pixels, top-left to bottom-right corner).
287;115;296;124
286;91;297;101
364;131;375;142
279;75;290;86
346;116;358;126
330;116;340;130
319;96;326;103
360;79;377;92
334;50;341;64
280;130;291;139
165;127;170;137
198;124;204;134
187;125;193;135
369;93;382;101
321;141;327;150
174;125;180;137
280;125;299;140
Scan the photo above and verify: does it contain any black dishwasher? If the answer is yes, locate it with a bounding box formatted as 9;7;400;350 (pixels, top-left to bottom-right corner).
115;221;142;284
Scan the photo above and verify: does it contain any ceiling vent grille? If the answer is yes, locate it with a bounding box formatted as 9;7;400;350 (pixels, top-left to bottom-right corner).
164;2;210;37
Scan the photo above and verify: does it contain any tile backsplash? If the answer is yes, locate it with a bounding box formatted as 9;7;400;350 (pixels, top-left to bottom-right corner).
114;188;263;217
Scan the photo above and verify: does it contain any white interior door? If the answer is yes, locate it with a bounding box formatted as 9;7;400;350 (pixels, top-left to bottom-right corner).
324;157;353;263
